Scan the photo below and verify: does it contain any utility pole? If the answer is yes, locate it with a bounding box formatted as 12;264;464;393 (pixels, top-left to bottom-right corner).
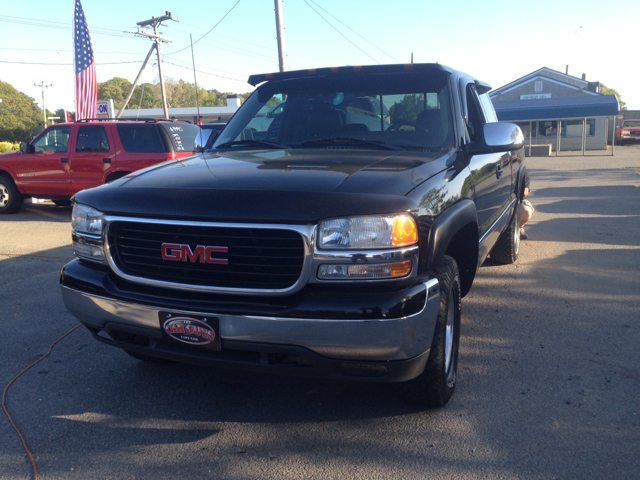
274;0;286;72
117;12;176;119
33;81;52;127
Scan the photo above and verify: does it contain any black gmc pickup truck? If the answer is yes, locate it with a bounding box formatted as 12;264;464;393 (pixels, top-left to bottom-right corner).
61;64;527;408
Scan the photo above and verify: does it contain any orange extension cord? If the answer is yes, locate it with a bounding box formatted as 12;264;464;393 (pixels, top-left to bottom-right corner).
1;251;80;479
2;322;82;480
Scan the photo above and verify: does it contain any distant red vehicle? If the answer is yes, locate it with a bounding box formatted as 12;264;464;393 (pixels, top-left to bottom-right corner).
615;119;640;146
0;118;200;214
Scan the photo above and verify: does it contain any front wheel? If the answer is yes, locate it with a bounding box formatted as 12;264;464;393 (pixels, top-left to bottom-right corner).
0;176;24;214
490;205;520;264
400;255;461;408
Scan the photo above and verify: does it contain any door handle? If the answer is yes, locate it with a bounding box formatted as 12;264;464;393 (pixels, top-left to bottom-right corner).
103;158;111;164
61;158;69;163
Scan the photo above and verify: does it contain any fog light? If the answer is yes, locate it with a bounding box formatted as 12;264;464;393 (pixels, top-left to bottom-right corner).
73;241;105;262
318;260;412;280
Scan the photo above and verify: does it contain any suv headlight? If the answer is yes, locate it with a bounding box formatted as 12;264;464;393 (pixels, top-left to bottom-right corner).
317;214;417;280
318;214;417;249
71;203;105;262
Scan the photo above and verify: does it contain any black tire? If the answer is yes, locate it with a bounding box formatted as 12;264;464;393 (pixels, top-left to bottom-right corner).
52;199;72;207
620;140;625;147
490;205;520;264
401;255;461;408
106;171;130;183
0;176;24;214
125;350;171;363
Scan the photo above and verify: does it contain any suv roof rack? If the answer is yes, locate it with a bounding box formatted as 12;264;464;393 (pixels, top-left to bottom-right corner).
74;118;192;124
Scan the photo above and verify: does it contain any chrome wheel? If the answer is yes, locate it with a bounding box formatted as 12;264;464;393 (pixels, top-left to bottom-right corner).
0;182;9;208
444;291;455;373
514;209;520;256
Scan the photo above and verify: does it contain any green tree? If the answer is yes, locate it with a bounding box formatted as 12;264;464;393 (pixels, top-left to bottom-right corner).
600;84;626;110
0;80;46;142
130;83;160;109
388;94;424;123
97;77;133;107
96;75;252;110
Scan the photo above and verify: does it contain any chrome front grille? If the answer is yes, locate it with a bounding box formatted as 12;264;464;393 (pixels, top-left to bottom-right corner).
106;220;306;291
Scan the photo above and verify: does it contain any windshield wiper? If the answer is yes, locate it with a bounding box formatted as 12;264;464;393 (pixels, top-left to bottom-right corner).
296;136;402;151
215;139;289;150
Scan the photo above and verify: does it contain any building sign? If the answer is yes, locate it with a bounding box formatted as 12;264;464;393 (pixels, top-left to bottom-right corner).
520;94;552;100
96;100;115;118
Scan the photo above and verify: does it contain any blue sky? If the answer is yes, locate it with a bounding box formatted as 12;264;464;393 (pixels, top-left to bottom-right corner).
1;0;638;112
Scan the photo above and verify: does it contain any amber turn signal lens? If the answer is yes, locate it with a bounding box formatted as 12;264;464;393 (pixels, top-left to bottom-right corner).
390;260;412;277
392;215;417;246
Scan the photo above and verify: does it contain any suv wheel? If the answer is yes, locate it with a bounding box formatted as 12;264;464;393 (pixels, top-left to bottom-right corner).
0;176;24;214
400;255;461;408
490;205;520;264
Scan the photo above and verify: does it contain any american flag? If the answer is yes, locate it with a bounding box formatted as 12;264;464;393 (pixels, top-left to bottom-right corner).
73;0;96;120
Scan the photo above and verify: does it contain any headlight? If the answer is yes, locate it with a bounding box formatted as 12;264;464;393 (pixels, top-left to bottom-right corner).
318;214;417;249
72;203;105;263
72;203;103;235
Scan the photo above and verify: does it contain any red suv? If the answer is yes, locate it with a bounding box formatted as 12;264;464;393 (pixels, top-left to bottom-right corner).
0;118;200;214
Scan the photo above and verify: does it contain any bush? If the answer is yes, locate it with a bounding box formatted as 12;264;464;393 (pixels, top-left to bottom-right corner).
0;141;20;153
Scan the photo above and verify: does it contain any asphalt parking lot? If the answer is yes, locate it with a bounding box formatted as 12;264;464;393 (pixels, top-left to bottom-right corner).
1;146;639;480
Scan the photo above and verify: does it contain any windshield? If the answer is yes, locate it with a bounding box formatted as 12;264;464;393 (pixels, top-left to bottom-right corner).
214;72;454;150
623;121;640;128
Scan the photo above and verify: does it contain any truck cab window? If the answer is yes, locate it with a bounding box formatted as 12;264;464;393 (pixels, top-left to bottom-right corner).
465;85;484;143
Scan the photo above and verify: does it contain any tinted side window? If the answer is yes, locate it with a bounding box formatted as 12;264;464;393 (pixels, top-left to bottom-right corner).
116;124;164;153
33;126;71;153
465;86;484;143
159;123;201;152
76;125;110;152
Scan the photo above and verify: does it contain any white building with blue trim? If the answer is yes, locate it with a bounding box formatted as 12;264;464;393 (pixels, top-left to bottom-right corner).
490;67;619;152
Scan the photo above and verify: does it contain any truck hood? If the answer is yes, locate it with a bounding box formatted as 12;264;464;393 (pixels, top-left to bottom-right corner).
74;148;450;223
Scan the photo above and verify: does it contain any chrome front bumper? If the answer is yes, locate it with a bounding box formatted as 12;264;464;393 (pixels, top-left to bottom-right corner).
61;278;440;362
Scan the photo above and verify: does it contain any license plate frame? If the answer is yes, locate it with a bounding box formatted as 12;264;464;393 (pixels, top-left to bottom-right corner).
159;311;221;352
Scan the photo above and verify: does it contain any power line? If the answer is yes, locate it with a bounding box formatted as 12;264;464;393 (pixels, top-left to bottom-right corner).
166;56;252;79
302;0;379;64
0;60;143;66
165;0;242;56
162;60;248;84
306;0;400;63
0;15;138;39
0;47;143;55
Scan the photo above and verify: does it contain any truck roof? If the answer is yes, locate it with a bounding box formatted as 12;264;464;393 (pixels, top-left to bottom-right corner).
247;63;453;87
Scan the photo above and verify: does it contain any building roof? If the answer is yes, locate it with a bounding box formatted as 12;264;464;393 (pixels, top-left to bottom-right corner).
493;94;619;121
490;66;592;97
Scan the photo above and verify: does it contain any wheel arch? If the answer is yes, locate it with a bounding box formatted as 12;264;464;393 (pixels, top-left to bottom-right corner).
422;198;479;297
514;164;528;201
104;170;131;183
0;168;19;184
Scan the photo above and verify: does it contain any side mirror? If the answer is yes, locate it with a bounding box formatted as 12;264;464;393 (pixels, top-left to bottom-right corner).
193;131;207;153
19;141;33;153
204;130;220;150
463;122;524;157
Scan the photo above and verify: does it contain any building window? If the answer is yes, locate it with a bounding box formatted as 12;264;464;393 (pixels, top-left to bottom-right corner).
515;121;535;140
563;119;595;137
538;120;558;137
534;81;543;92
